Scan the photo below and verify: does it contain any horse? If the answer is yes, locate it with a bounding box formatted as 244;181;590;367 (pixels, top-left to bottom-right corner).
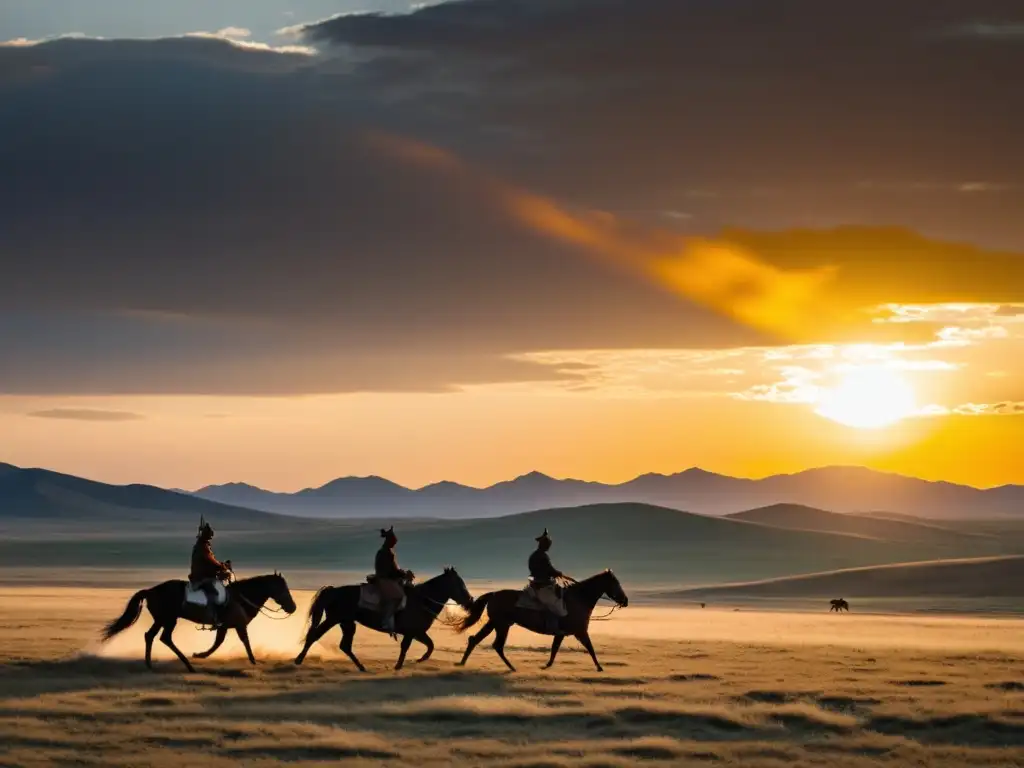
294;566;475;671
829;598;850;612
100;572;297;672
454;569;628;672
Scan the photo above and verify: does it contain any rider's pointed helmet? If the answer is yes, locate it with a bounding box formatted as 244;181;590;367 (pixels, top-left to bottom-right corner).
198;515;214;540
536;527;551;543
381;525;397;544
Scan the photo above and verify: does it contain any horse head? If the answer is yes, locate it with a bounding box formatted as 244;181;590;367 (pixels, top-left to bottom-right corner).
440;565;475;610
268;572;297;615
599;568;629;607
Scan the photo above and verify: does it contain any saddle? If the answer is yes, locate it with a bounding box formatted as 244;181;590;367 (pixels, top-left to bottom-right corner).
359;576;408;613
515;583;566;614
184;579;228;608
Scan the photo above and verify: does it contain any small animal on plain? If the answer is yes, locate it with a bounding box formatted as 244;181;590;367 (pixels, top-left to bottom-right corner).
829;598;850;612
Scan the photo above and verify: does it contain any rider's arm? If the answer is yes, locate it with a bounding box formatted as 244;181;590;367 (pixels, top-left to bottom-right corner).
205;546;227;571
543;553;562;579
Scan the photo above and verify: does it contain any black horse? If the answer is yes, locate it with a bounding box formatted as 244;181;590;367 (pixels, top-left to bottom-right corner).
455;569;628;672
294;567;474;671
829;598;850;612
101;572;297;672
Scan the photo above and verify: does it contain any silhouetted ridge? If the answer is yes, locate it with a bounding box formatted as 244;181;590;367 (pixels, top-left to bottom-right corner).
185;465;1024;520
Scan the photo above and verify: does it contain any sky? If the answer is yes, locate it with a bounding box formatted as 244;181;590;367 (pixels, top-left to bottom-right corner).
1;0;1023;492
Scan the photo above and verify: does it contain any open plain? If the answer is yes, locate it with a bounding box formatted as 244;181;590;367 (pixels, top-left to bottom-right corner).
2;585;1024;767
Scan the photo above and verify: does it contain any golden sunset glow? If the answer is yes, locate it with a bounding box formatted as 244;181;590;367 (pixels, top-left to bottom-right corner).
814;367;918;430
2;19;1023;497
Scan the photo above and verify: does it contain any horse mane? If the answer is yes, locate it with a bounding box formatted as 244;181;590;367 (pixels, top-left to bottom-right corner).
574;569;613;583
566;569;616;594
410;569;451;591
232;573;284;588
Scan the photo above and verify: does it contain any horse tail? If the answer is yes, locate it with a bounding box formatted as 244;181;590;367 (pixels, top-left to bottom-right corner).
453;592;493;634
101;589;148;640
305;586;333;631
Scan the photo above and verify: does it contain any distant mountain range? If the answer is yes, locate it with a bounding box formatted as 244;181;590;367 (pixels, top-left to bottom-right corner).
186;466;1024;520
2;461;1024;590
0;461;289;535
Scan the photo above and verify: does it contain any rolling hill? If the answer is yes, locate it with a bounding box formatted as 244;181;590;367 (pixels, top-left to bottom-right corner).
0;463;296;535
725;503;992;549
665;555;1024;599
187;465;1024;520
3;463;1023;589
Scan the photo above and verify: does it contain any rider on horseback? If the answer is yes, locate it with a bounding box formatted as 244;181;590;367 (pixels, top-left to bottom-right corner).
374;526;411;637
189;517;232;625
529;528;569;620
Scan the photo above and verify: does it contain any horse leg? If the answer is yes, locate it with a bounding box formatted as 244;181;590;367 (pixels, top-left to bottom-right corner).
457;620;494;667
159;619;195;673
339;621;366;672
543;635;564;669
414;632;434;663
575;630;603;672
492;625;516;672
294;618;336;665
192;627;227;659
144;620;160;669
395;634;414;671
235;624;257;665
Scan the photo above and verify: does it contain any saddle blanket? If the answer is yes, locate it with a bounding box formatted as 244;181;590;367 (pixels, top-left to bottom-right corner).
184;580;228;607
515;585;565;615
358;583;407;612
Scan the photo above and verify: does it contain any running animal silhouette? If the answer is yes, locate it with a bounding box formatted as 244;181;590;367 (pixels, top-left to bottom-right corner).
100;573;297;672
294;567;475;671
455;569;629;672
829;598;850;612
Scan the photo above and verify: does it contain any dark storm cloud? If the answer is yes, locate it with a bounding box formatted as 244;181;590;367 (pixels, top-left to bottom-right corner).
0;33;766;389
302;0;1024;246
1;1;1023;396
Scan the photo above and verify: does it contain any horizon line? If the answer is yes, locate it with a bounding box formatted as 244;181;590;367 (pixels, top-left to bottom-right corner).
5;460;1018;495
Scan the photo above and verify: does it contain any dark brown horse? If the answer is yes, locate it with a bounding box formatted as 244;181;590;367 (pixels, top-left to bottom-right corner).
454;569;628;672
829;598;850;612
294;567;474;671
101;573;297;672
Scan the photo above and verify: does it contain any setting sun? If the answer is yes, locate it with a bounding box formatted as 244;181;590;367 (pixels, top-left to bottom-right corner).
814;367;918;429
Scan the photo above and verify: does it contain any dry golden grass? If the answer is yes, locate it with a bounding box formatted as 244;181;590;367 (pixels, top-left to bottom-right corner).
2;586;1024;766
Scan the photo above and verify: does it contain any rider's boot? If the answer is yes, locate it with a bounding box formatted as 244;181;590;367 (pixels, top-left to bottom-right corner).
382;601;397;639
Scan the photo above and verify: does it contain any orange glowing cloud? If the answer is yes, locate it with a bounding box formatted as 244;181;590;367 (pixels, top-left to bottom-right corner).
366;133;856;343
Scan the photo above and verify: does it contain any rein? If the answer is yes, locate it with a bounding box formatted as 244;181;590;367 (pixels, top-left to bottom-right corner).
238;593;292;620
565;574;626;622
413;577;464;623
590;597;624;621
232;577;292;621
